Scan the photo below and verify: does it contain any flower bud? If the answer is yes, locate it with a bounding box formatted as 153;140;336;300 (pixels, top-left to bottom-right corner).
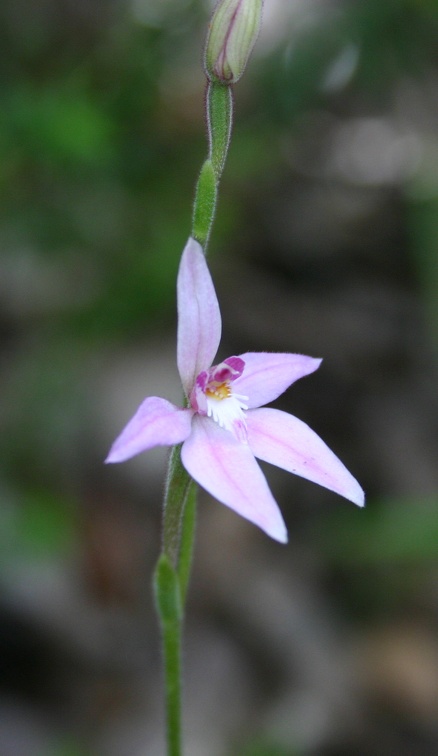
205;0;263;84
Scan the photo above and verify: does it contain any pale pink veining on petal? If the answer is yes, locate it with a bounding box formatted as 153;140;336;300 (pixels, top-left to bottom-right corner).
106;237;364;542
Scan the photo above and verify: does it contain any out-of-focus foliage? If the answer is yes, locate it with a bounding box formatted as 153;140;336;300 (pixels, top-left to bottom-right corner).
0;0;211;339
1;1;438;755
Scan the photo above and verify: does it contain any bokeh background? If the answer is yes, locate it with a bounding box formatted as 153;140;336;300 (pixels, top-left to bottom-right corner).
1;0;438;754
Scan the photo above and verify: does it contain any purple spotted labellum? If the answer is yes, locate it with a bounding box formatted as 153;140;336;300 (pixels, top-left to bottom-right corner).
106;238;364;542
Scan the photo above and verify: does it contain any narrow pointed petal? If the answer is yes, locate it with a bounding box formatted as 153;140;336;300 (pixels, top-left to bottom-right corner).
247;408;365;506
234;352;322;409
177;238;222;397
181;416;288;542
106;397;193;463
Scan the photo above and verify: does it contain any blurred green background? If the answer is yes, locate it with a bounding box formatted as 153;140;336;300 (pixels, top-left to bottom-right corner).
1;0;438;754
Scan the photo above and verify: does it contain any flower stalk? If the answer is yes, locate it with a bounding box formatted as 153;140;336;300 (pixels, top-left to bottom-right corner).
158;4;255;736
162;444;194;569
153;554;183;756
191;82;233;248
208;82;234;180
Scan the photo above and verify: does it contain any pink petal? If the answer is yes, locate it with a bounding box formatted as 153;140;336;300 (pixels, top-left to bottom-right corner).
177;238;222;397
181;416;288;542
105;397;193;463
246;408;365;506
234;352;322;409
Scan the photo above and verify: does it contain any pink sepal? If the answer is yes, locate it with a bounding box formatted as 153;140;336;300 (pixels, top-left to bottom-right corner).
177;238;222;397
181;415;288;542
105;397;193;464
247;407;365;506
234;353;322;409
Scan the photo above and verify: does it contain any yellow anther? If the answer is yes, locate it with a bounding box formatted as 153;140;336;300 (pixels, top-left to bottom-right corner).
205;381;231;401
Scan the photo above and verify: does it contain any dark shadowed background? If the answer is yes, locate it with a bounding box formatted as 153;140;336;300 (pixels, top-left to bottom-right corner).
1;0;438;754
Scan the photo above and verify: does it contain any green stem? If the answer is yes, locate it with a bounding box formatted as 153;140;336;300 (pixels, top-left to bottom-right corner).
191;82;233;251
177;480;197;605
162;444;194;568
192;159;217;248
207;82;233;180
155;446;197;756
154;554;183;756
157;77;234;756
163;615;182;756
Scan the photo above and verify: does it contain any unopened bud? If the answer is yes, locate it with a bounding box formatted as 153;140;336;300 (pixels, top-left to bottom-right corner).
205;0;263;84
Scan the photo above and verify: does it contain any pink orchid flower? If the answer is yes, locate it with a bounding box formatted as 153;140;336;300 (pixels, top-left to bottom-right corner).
106;238;364;542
